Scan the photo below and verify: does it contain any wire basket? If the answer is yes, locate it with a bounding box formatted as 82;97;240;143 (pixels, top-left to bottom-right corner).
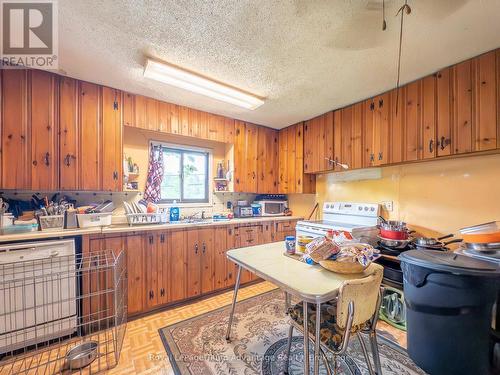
0;249;127;374
38;215;65;231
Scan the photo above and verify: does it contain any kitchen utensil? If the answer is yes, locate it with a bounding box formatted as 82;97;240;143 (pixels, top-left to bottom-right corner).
65;341;98;370
461;231;500;244
379;220;410;240
378;235;414;249
415;238;463;250
463;242;500;252
414;234;454;247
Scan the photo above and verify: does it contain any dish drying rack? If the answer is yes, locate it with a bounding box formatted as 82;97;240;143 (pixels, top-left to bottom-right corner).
126;213;163;225
0;250;127;374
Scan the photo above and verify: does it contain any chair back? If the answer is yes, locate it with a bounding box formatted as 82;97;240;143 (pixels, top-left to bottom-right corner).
336;263;383;329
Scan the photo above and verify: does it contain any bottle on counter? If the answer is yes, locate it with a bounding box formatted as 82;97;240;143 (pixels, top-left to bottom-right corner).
169;201;180;222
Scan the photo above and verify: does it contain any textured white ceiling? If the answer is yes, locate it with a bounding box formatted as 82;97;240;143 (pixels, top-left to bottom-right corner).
58;0;500;128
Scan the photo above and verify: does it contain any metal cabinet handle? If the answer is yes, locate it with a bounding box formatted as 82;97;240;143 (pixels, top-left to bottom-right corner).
378;152;383;161
195;243;198;254
44;152;50;166
429;139;434;153
370;153;375;162
160;288;165;297
113;171;118;180
202;242;206;254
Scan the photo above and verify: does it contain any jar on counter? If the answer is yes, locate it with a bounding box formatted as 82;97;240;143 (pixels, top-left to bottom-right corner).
285;236;296;255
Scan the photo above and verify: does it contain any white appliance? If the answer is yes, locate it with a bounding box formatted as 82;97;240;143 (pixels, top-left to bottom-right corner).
296;202;380;240
253;200;288;216
0;239;77;353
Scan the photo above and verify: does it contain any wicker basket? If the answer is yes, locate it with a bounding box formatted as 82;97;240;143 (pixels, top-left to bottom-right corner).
318;259;367;274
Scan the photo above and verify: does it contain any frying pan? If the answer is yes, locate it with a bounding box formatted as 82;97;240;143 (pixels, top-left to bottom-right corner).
414;234;463;250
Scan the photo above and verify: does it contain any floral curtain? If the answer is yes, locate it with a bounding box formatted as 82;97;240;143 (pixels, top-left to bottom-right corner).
144;145;164;202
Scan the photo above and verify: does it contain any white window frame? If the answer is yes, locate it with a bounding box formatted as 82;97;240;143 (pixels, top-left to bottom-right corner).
151;141;213;207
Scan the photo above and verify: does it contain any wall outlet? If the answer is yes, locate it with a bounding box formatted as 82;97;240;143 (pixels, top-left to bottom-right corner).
382;201;393;212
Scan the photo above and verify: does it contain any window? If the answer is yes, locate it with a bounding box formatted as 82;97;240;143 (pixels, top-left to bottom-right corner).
159;145;209;203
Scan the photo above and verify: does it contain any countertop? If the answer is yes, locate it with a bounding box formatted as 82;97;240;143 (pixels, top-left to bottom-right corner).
0;216;303;243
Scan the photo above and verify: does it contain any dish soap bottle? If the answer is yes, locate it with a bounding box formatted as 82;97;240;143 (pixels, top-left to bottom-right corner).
169;201;180;222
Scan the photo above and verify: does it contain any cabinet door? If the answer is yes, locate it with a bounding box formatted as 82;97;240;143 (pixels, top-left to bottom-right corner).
234;227;255;283
245;123;258;192
200;228;215;295
123;92;135;127
304;112;333;173
453;60;473;154
363;99;376;167
169;230;187;302
224;117;235;143
146;97;158;131
158;232;169;305
1;69;29;189
332;110;343;172
295;123;316;193
333;105;363;171
79;81;101;190
233;121;247;192
59;77;79;190
261;222;274;243
134;95;147;129
286;125;297;193
225;226;237;287
186;229;201;298
390;88;405;164
374;93;390;166
421;76;437;159
404;82;421;162
101;87;122;191
125;234;145;315
257;127;278;193
278;126;289;194
473;51;497;151
188;109;208;139
213;227;227;290
145;234;160;308
436;68;453;156
30;70;58;190
207;114;225;142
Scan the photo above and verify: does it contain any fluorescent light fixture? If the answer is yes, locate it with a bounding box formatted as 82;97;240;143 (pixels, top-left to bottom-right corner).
143;58;265;110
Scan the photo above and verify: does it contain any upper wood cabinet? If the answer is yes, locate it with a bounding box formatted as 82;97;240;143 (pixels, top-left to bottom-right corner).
389;88;405;164
421;76;437;160
30;70;58;190
122;92;135;127
59;77;79;190
473;51;497;151
332;103;364;170
79;81;101;190
1;69;29;189
278;122;315;194
363;93;390;167
453;60;474;155
257;126;278;194
101;87;122;191
233;121;258;193
303;112;334;173
436;67;453;157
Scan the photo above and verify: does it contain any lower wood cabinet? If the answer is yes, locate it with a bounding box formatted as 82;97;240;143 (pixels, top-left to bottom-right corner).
82;220;298;317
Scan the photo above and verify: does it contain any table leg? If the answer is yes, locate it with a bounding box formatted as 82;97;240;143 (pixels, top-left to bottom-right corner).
225;265;242;342
303;302;310;375
284;292;291;314
314;303;321;375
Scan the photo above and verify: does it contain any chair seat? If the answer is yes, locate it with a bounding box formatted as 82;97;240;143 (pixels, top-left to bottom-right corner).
289;302;369;350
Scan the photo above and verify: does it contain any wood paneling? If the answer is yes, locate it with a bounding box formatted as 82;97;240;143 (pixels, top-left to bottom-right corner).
186;229;202;298
214;227;227;290
169;230;187;302
30;70;58;190
126;234;145;315
200;228;215;295
101;87;122;191
473;51;497;151
59;77;79;190
304;112;333;173
1;69;29;189
404;81;421;162
332;103;364;170
123;92;135;127
436;68;453;156
421;76;437;159
225;226;237;287
134;95;147;129
233;121;258;193
257;126;278;194
390;89;405;164
145;233;159;308
453;60;473;154
146;97;158;131
79;81;101;190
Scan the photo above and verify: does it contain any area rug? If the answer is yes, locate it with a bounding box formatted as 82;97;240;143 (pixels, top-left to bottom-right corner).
159;290;425;375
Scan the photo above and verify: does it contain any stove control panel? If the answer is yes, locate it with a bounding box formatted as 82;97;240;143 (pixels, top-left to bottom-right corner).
323;202;379;217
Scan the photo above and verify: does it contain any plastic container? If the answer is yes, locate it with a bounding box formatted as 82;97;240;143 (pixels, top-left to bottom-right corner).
76;213;112;228
39;215;65;231
399;250;500;375
169;201;180;222
285;236;296;255
297;235;314;253
251;203;262;216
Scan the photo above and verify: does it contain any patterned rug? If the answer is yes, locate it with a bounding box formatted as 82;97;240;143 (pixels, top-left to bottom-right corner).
159;290;425;375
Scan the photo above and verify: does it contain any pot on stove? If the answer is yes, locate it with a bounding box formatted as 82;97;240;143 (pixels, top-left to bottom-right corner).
379;217;411;240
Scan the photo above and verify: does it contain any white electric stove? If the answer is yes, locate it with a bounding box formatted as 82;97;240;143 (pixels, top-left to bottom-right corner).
296;202;380;240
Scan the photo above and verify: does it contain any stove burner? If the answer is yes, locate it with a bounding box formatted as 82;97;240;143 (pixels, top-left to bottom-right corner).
376;241;416;256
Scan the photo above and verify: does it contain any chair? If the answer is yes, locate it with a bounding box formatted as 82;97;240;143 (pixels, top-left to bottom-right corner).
284;264;384;375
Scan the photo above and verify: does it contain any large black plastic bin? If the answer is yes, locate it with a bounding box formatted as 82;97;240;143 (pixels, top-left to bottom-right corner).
399;250;499;375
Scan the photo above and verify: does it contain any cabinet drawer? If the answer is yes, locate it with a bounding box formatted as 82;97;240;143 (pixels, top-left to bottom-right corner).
276;221;295;232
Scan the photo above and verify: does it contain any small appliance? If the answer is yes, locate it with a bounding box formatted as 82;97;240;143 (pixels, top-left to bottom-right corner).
253;195;288;216
233;202;253;218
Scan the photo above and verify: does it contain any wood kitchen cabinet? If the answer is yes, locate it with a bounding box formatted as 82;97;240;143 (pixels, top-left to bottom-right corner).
473;51;497;151
390;88;405;164
169;229;187;302
186;228;215;298
274;220;297;241
213;226;228;290
30;70;58;190
1;69;29;189
257;126;278;194
207;114;235;143
225;226;238;287
452;60;474;154
235;225;261;283
158;101;180;134
79;81;101;190
421;76;437;160
332;103;364;170
122;92;135;127
303;112;334;173
125;234;146;315
134;95;148;130
363;93;390;167
145;231;171;308
101;87;122;191
404;81;421;162
146;97;159;131
278;122;315;193
436;67;453;157
234;121;258;193
59;77;79;190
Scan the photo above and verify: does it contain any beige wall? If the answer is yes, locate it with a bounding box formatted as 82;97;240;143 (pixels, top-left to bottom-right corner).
289;153;500;237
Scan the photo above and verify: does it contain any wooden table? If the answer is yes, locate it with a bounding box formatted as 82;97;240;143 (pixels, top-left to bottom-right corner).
225;242;379;375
